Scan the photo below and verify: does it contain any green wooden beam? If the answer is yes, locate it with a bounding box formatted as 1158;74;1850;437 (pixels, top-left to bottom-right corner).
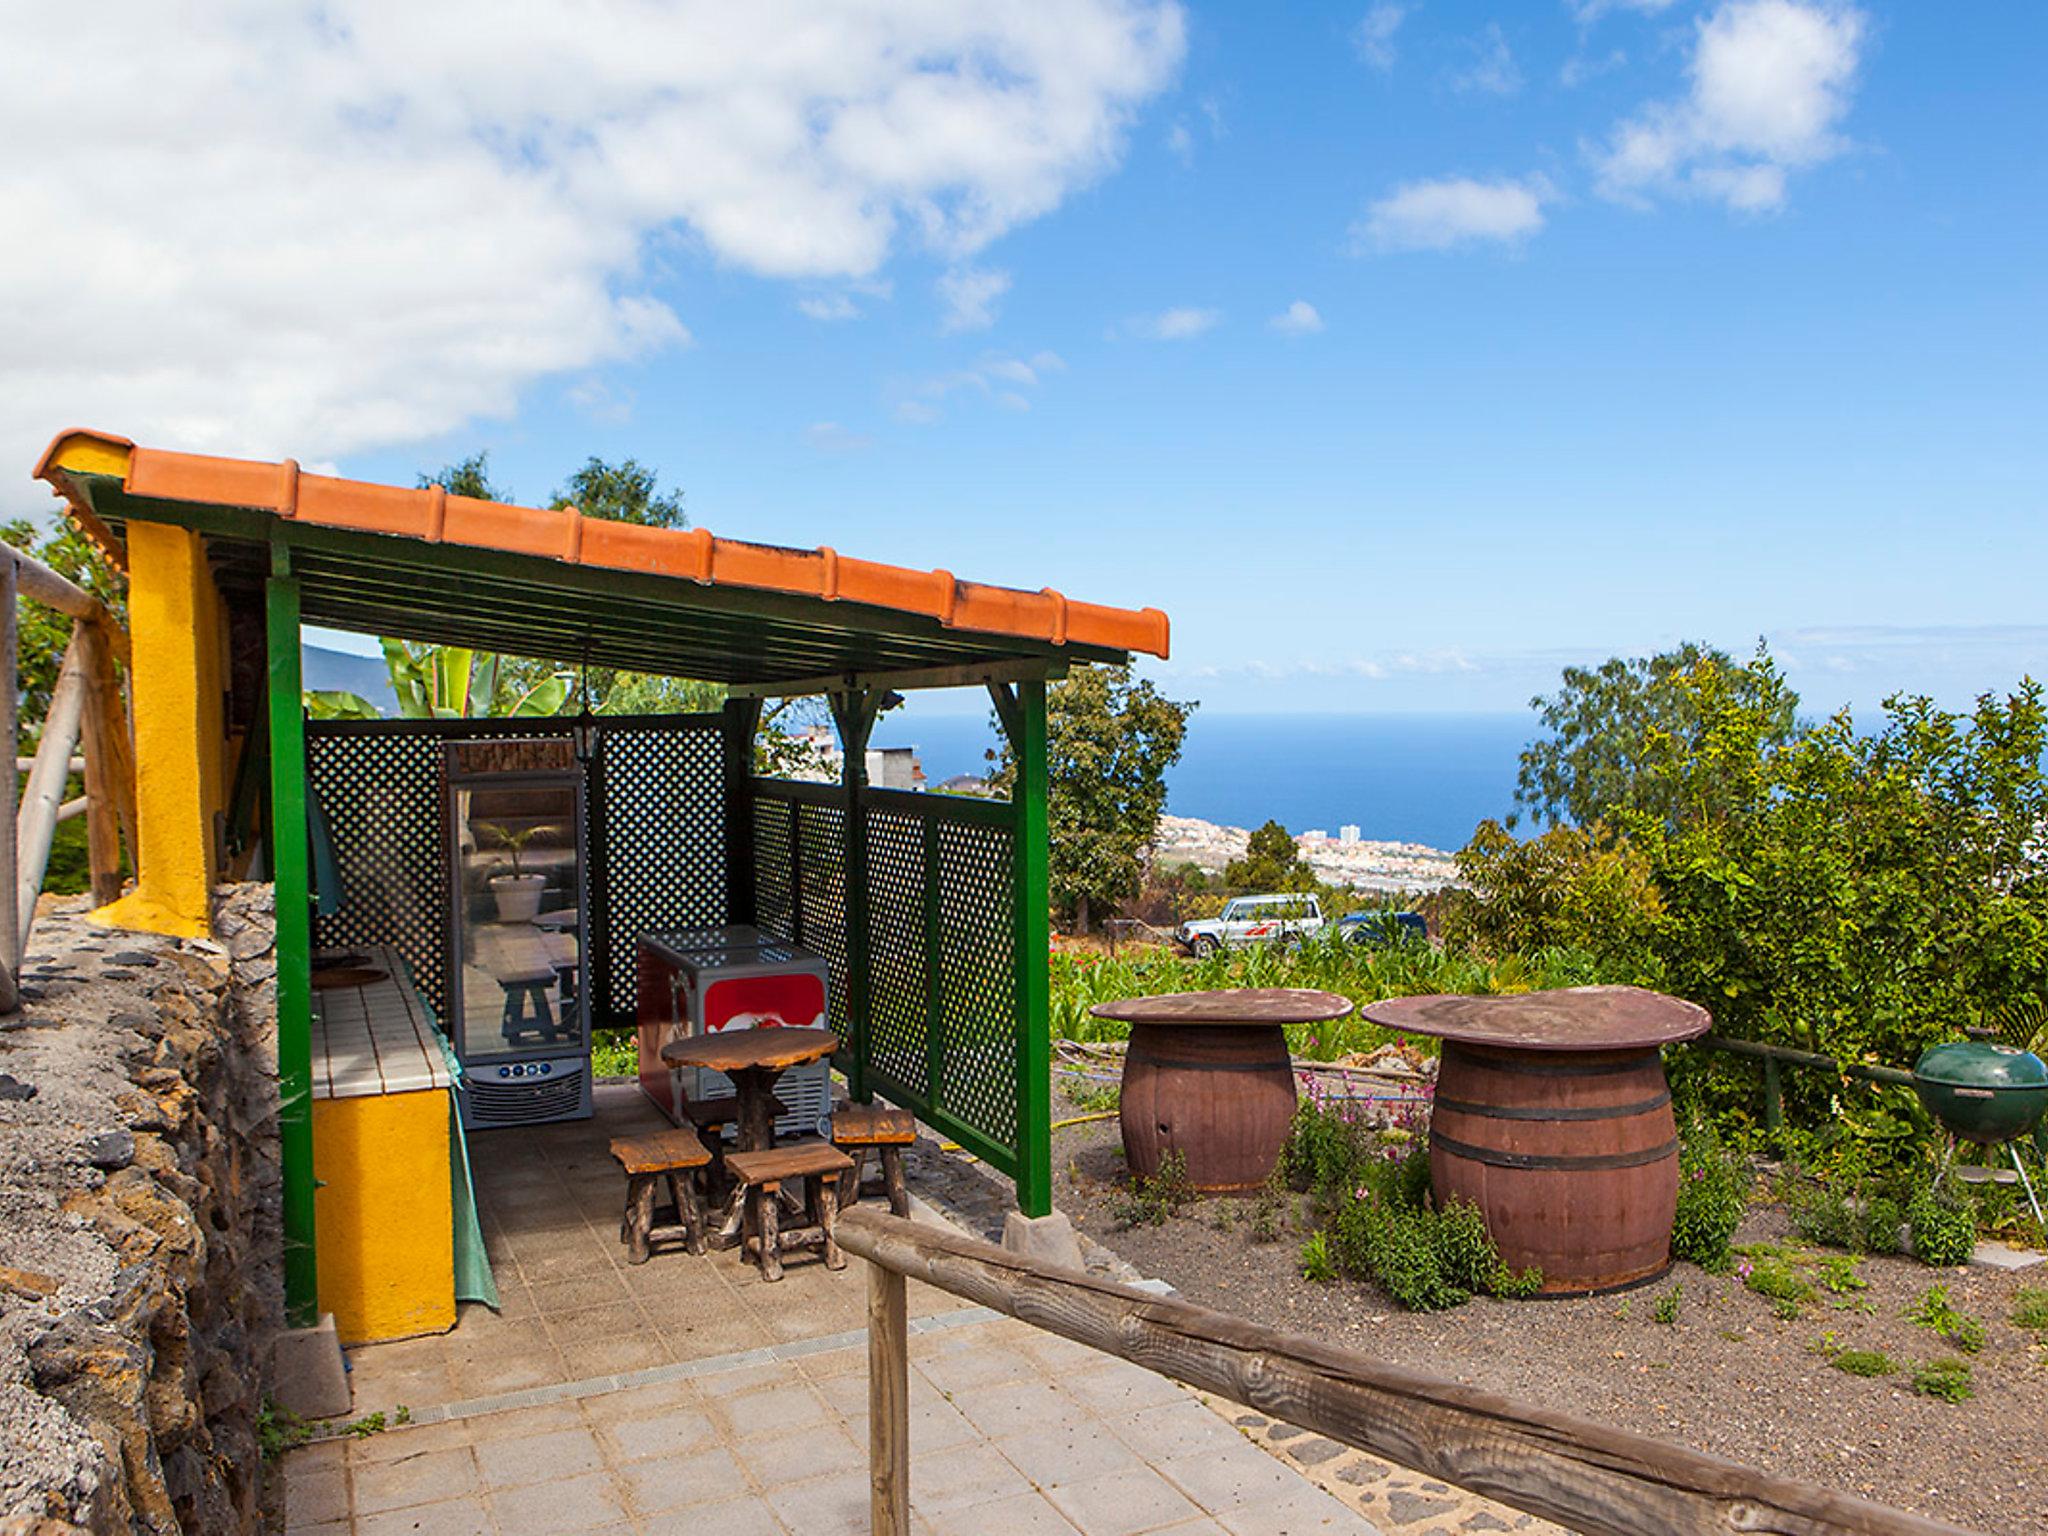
1006;679;1054;1217
267;549;320;1327
722;698;762;928
830;689;882;1104
730;657;1068;699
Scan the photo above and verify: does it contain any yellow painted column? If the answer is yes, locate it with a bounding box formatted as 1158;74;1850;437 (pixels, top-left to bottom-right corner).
91;522;227;938
312;1089;456;1343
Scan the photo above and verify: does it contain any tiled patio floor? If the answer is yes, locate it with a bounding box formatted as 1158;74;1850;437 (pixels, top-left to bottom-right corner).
290;1084;1387;1534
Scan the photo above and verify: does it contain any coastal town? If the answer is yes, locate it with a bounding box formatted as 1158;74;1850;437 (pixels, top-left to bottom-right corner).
1151;813;1459;893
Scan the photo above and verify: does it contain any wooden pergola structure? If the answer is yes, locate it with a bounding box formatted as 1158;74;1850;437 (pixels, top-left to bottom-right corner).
35;428;1170;1326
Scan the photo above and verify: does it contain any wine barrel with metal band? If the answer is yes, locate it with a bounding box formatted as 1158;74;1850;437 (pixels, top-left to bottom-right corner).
1362;986;1712;1297
1091;989;1355;1193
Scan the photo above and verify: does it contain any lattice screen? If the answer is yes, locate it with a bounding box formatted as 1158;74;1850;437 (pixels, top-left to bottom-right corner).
754;798;794;940
933;818;1017;1150
796;801;851;1035
865;810;930;1099
309;717;728;1030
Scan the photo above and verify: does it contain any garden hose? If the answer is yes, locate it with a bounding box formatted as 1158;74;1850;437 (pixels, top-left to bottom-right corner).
937;1109;1119;1158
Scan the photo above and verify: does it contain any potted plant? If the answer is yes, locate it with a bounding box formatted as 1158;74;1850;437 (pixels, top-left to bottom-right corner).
479;822;559;922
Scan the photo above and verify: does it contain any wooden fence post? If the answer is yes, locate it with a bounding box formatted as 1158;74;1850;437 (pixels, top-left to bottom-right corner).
0;556;17;1012
75;622;124;907
867;1259;909;1536
16;626;90;955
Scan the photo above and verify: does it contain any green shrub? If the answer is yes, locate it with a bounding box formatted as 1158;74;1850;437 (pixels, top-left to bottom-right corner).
1908;1177;1979;1268
1112;1151;1195;1229
1905;1285;1986;1354
1735;1246;1815;1320
1652;1285;1683;1325
2011;1286;2048;1333
1862;1194;1907;1254
1299;1231;1336;1283
1788;1177;1866;1252
1910;1357;1973;1403
1829;1348;1897;1377
1671;1120;1749;1270
1327;1195;1539;1312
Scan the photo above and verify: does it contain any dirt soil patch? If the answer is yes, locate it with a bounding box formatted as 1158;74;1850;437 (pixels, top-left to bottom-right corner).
1052;1097;2048;1536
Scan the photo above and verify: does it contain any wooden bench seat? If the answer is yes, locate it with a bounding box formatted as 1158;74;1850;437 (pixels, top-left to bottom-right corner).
608;1129;712;1263
724;1140;855;1281
831;1104;915;1216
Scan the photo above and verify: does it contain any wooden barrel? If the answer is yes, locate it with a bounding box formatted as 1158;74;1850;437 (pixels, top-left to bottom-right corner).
1120;1021;1298;1192
1429;1041;1680;1295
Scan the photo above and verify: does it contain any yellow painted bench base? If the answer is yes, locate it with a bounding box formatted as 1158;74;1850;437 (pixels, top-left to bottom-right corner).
312;1088;455;1345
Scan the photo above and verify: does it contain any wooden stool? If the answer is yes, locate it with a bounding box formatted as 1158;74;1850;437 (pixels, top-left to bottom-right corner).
609;1130;713;1264
723;1141;855;1282
831;1104;916;1217
680;1092;791;1206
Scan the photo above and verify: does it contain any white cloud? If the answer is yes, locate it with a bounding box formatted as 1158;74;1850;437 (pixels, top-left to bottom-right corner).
1268;301;1325;335
937;267;1012;334
0;1;1184;478
1592;0;1867;212
1352;5;1408;72
1131;307;1220;340
803;421;873;454
1356;176;1551;252
1453;23;1523;96
895;350;1064;424
798;294;862;322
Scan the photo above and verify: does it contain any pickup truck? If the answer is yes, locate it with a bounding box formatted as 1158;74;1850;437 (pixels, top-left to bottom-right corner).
1175;894;1324;957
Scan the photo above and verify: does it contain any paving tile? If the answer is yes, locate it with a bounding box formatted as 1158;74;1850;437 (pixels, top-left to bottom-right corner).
460;1399;587;1443
556;1329;675;1380
718;1381;832;1440
731;1420;863;1488
661;1312;781;1362
285;1521;349;1536
284;1463;349;1526
615;1443;753;1515
474;1425;605;1490
524;1269;636;1316
692;1361;802;1400
1107;1398;1248;1463
578;1377;703;1425
1045;1465;1204;1536
354;1498;493;1536
489;1469;627;1536
911;1338;1038;1395
285;1437;349;1473
947;1377;1067;1440
902;1441;1038;1514
1059;1360;1197;1417
1152;1443;1305;1515
995;1418;1148;1489
599;1405;719;1464
637;1495;790;1536
922;1487;1084;1536
1142;1521;1231;1535
346;1420;473;1467
351;1445;479;1516
761;1468;874;1536
795;1342;868;1380
1214;1485;1382;1535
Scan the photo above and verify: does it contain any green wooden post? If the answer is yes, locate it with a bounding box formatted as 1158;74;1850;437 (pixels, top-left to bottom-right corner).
1763;1055;1784;1137
830;691;879;1104
267;548;319;1327
1009;679;1053;1218
722;698;761;927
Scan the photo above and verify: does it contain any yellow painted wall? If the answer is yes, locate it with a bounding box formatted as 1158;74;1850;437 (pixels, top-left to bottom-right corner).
90;521;230;938
312;1089;456;1345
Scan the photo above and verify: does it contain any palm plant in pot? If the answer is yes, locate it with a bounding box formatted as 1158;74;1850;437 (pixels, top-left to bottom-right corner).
480;822;560;922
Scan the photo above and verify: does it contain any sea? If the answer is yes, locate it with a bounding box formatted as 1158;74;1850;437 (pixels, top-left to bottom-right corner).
870;709;1536;854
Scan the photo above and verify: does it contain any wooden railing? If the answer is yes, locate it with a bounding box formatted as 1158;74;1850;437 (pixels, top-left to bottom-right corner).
0;546;136;1012
839;1206;1976;1536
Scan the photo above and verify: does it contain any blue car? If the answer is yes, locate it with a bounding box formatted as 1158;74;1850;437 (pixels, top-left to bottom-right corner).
1336;911;1427;947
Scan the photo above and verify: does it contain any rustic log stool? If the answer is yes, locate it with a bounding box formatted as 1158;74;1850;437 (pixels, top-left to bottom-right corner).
830;1103;916;1216
681;1092;791;1206
723;1141;854;1282
609;1129;713;1264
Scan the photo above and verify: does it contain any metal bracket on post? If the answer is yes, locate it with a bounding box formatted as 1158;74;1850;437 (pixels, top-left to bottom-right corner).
829;689;882;1103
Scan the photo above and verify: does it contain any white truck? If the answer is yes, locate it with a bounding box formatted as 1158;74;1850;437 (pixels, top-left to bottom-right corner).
1174;893;1325;957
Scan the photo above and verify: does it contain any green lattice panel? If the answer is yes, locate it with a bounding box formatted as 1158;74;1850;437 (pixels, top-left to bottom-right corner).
753;796;795;940
933;817;1018;1152
865;810;930;1099
796;801;850;1034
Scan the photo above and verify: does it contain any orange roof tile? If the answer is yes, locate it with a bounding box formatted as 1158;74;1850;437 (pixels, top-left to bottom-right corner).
34;429;1169;661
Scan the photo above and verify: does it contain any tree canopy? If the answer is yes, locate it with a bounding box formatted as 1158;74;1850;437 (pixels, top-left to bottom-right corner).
998;664;1193;931
1224;819;1312;892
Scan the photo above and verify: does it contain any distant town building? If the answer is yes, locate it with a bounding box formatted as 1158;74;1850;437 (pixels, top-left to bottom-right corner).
1339;824;1360;844
790;726;925;790
1301;829;1329;843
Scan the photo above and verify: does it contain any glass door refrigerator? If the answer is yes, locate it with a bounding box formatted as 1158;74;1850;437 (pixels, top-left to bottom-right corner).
444;739;592;1127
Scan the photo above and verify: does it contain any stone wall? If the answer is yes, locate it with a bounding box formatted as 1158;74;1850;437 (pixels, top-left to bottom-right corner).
0;886;281;1535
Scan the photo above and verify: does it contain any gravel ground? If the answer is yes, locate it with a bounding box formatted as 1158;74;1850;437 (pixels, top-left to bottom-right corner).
1052;1104;2048;1536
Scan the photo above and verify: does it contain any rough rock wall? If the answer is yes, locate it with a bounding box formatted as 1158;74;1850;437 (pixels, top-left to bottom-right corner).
0;887;281;1536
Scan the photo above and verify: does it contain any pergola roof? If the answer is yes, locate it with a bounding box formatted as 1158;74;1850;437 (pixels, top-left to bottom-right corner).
35;429;1168;688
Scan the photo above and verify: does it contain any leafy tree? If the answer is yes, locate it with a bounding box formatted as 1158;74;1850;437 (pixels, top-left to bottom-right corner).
1;518;126;723
417;453;506;502
1225;819;1313;892
549;457;686;529
997;664;1193;931
1513;642;1797;828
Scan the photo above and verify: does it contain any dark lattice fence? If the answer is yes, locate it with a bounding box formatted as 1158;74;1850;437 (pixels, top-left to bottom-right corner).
308;714;728;1029
753;777;1022;1175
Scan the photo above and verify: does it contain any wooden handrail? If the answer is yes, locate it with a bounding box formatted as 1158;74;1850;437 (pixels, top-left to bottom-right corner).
839;1206;1976;1536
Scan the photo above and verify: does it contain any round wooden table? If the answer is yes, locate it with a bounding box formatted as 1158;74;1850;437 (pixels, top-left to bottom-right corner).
1362;986;1710;1294
1090;989;1354;1191
661;1027;839;1152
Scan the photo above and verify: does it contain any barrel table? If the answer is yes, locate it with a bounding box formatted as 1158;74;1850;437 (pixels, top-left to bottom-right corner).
1092;989;1354;1192
1362;986;1710;1295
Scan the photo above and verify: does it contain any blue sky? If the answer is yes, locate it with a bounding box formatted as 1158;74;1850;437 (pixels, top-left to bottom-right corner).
11;3;2044;719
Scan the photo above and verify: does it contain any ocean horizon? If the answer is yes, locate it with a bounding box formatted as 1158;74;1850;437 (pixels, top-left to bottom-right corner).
872;709;1537;854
